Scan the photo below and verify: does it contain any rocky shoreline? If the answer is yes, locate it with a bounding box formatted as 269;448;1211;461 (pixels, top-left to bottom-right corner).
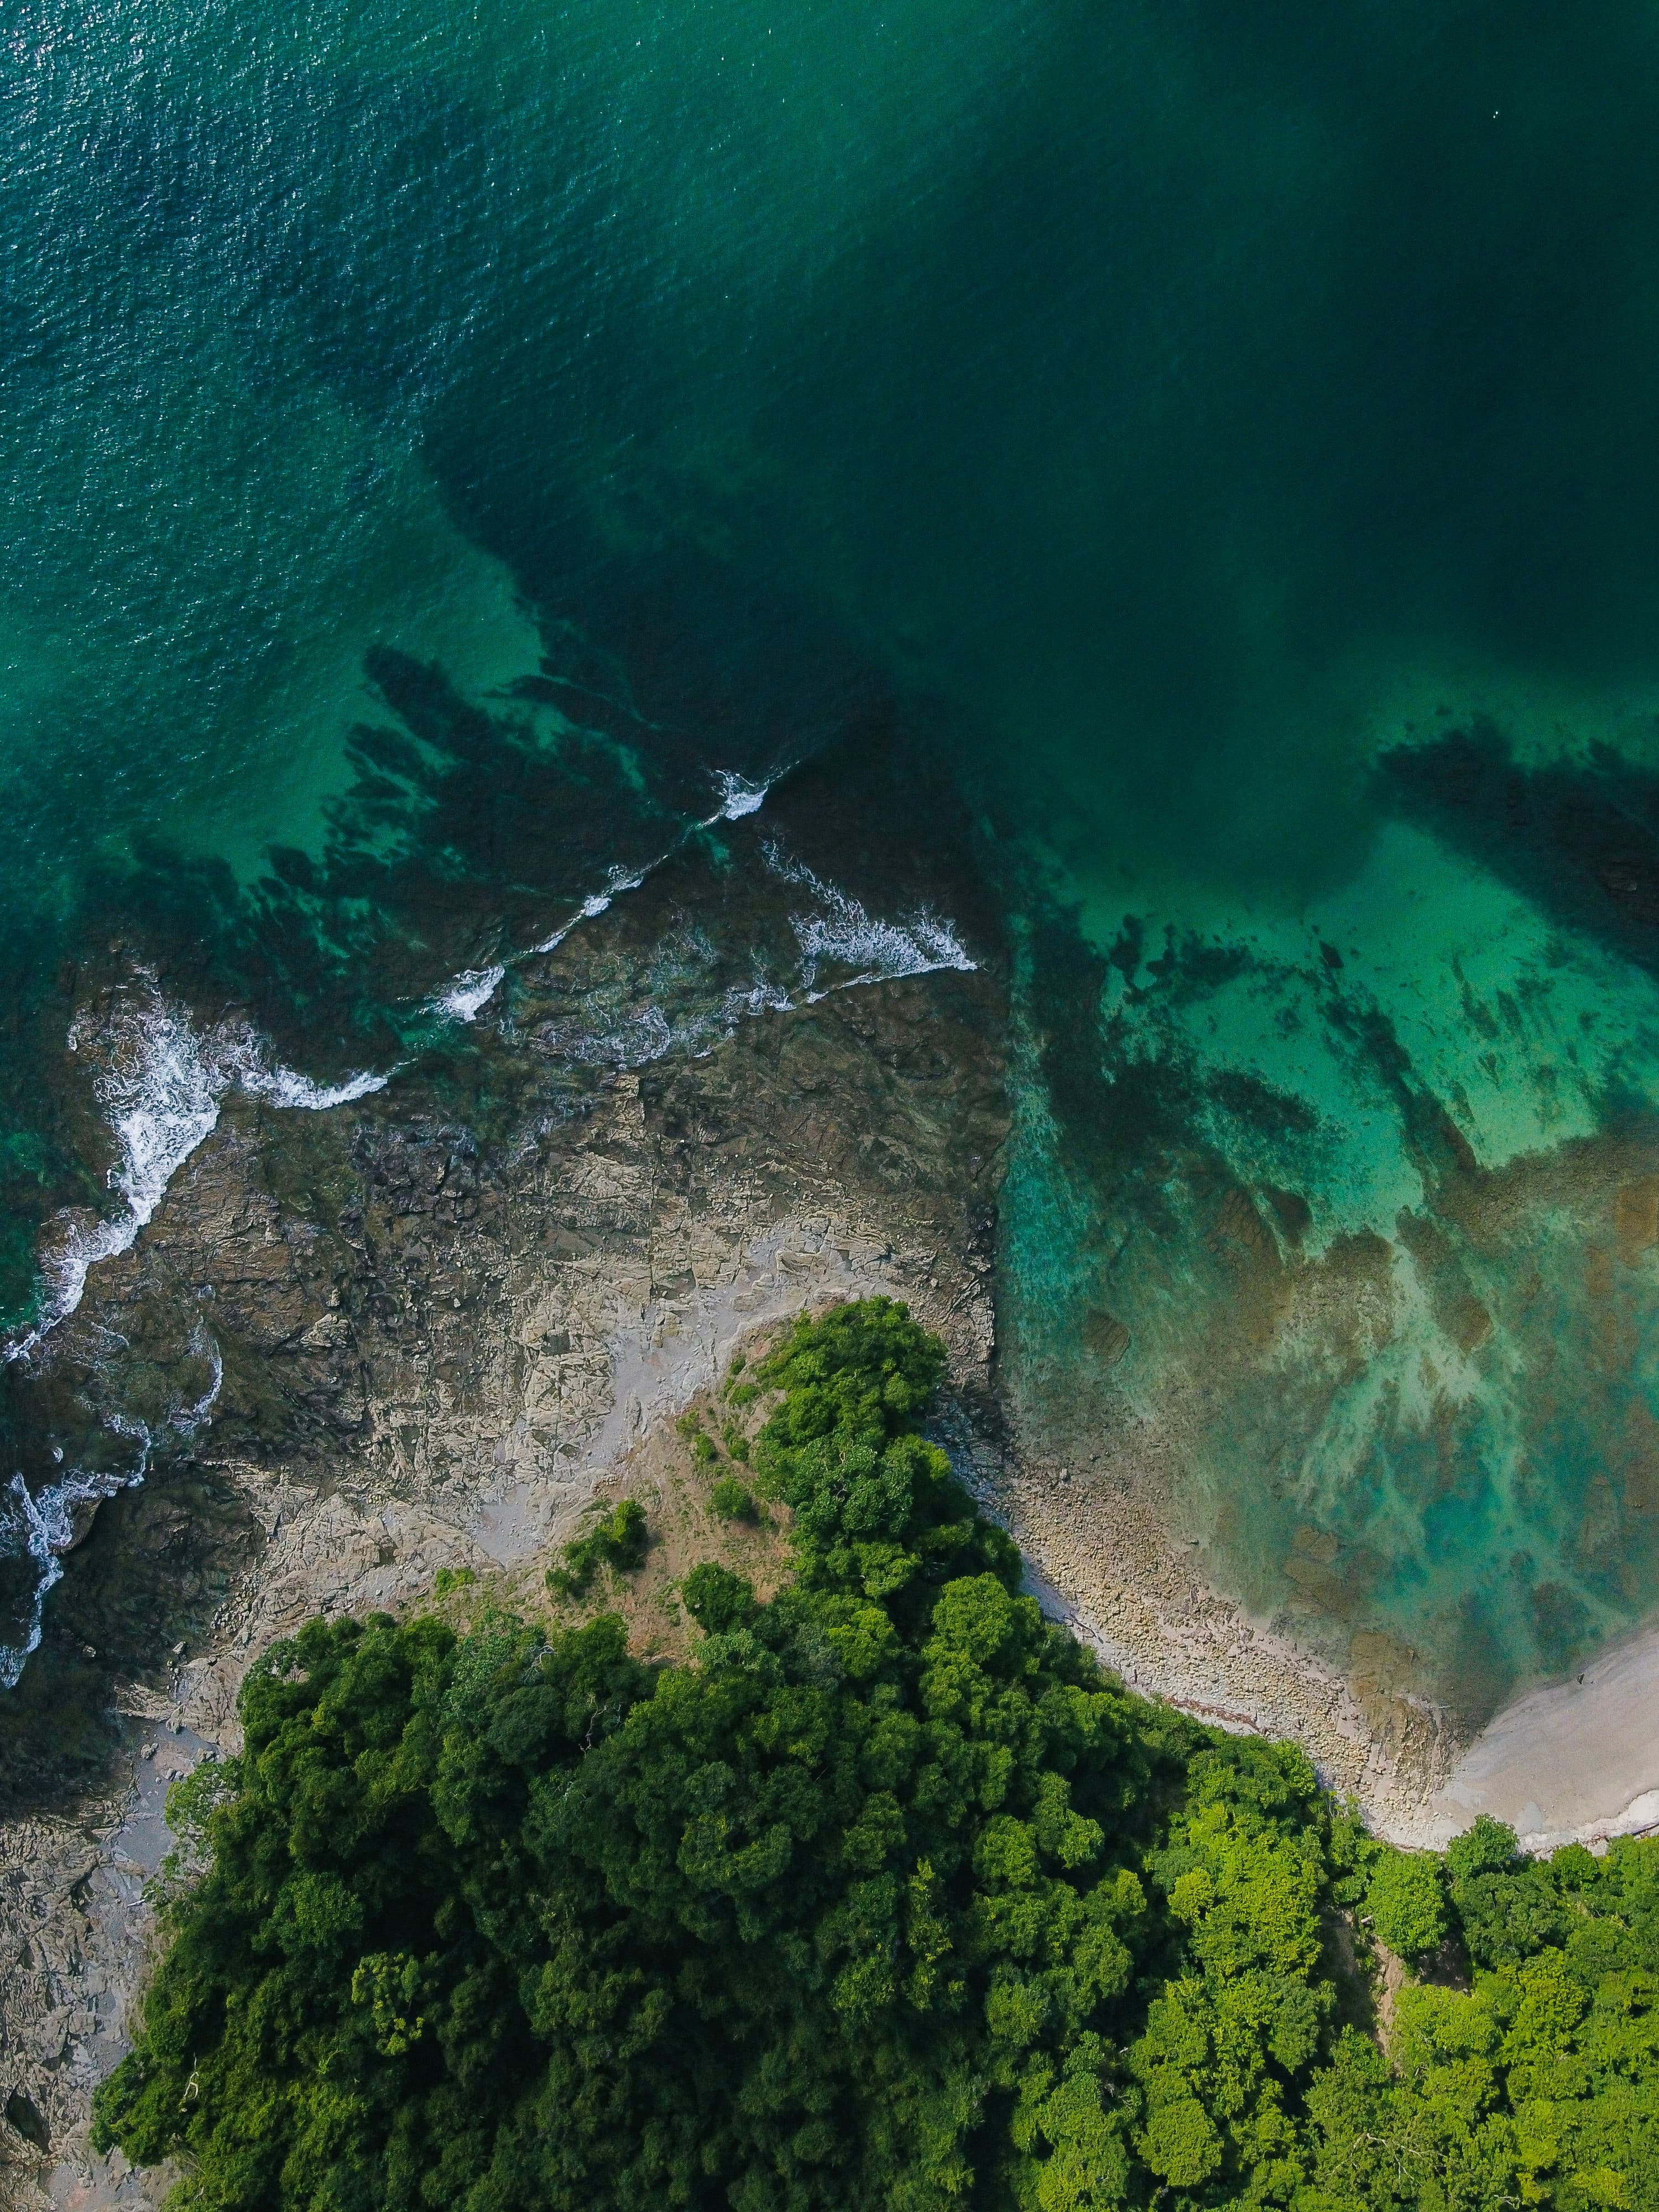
0;786;1520;2205
0;787;1014;2205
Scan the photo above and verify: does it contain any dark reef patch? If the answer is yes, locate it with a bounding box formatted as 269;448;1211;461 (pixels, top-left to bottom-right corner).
1381;723;1659;975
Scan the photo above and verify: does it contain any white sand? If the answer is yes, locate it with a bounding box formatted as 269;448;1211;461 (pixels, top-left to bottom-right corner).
1395;1620;1659;1851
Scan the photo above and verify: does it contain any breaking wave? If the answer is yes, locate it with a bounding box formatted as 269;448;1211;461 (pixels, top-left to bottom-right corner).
433;966;509;1025
763;846;977;995
429;764;775;1030
7;989;385;1366
540;975;800;1071
707;770;773;821
0;1326;222;1688
531;865;651;958
0;771;979;1687
14;757;780;1353
528;849;976;1073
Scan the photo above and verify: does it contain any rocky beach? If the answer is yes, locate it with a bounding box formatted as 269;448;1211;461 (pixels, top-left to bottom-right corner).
10;744;1643;2207
0;746;1011;2203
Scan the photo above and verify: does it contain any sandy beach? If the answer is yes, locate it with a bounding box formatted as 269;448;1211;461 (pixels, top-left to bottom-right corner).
1397;1618;1659;1853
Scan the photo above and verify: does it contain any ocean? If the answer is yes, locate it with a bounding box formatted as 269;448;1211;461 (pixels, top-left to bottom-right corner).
7;0;1659;1719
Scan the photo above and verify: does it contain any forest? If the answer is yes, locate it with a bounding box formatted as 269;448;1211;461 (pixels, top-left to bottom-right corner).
93;1300;1659;2211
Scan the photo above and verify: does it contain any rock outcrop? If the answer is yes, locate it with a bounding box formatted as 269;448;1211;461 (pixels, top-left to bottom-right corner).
0;816;1008;2205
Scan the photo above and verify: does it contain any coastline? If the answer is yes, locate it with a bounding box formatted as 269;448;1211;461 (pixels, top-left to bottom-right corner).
3;870;1657;2197
1004;1446;1659;1851
0;861;1010;2205
1398;1615;1659;1854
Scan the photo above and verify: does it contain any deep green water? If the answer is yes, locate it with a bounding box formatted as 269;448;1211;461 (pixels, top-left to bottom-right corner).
8;0;1659;1715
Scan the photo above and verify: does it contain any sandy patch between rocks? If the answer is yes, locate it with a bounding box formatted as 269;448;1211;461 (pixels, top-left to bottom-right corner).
1399;1620;1659;1852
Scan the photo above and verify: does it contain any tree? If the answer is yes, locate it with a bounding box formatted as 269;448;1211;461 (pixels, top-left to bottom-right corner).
1366;1850;1447;1968
92;1301;1659;2212
95;1303;1195;2210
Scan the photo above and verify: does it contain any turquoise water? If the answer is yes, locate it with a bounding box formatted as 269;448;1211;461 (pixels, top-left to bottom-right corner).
7;0;1659;1713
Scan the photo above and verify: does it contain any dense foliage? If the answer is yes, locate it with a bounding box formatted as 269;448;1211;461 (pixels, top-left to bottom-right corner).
94;1301;1659;2212
1311;1814;1659;2212
545;1496;649;1599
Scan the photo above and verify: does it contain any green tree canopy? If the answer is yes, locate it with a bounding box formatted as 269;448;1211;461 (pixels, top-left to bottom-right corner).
1307;1824;1659;2212
1366;1850;1448;1969
92;1300;1659;2212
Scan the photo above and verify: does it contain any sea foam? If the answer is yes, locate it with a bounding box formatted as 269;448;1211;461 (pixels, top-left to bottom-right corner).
708;769;773;822
529;848;974;1074
7;988;385;1366
432;764;774;1026
0;1327;223;1687
0;982;362;1679
0;779;774;1675
0;774;974;1683
432;966;509;1024
763;846;977;995
530;865;651;958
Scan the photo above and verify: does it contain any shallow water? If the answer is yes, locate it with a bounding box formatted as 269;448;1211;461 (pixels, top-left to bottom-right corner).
6;0;1659;1715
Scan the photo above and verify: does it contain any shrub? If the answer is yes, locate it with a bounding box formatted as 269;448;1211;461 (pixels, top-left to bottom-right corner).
1446;1814;1569;1967
708;1475;758;1522
1366;1847;1447;1965
546;1496;649;1598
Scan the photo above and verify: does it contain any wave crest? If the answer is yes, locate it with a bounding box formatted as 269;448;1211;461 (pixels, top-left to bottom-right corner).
8;988;385;1365
763;846;977;995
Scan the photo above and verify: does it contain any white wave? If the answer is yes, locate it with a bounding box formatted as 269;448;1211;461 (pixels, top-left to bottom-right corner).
7;840;959;1368
432;966;507;1025
238;1061;388;1110
0;1418;155;1688
14;788;777;1340
7;989;385;1365
723;979;797;1024
0;1324;223;1686
429;860;656;1027
233;1045;387;1109
706;769;774;822
581;1005;676;1067
13;1001;225;1363
456;770;770;1013
525;767;775;969
531;864;651;957
763;846;977;995
526;844;972;1074
171;1326;225;1438
536;968;799;1074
